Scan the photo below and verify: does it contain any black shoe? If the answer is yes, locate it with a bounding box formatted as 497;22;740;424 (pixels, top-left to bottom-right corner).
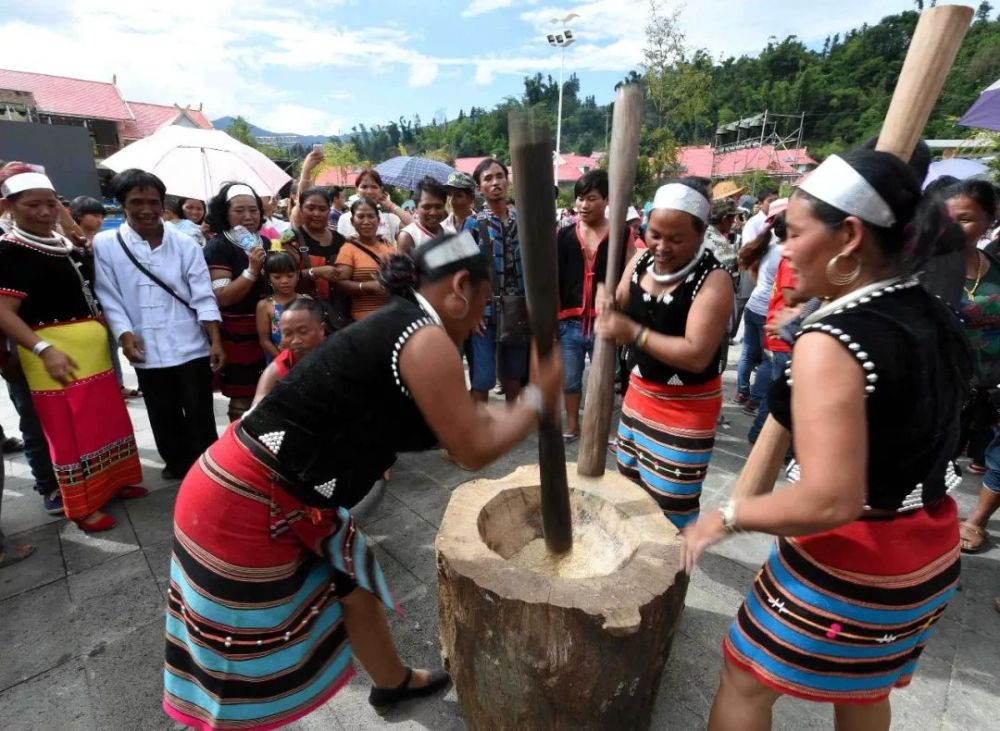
161;466;186;481
1;436;24;453
368;667;451;710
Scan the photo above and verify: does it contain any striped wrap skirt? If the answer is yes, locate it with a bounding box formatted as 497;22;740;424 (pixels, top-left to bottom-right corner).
724;497;961;704
218;312;266;399
616;374;722;529
163;425;396;730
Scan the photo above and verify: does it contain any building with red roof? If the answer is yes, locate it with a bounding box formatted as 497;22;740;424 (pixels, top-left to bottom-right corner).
675;144;816;181
0;68;211;160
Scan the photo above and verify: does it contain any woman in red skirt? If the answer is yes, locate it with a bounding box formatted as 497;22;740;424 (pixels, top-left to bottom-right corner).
596;177;733;529
683;149;971;730
164;232;564;730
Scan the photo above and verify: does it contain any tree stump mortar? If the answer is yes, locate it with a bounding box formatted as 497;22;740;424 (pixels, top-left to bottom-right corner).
436;464;689;730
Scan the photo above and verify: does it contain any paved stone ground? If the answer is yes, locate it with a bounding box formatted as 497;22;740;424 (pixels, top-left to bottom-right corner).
1;348;997;730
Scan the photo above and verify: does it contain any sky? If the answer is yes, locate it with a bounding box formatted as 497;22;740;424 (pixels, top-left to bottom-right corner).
0;0;971;136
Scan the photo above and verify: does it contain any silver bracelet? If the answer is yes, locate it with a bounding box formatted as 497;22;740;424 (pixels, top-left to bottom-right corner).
520;384;544;418
241;268;258;282
720;498;741;534
32;340;52;357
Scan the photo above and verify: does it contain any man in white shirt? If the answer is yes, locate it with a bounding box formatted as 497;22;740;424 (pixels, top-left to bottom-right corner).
740;187;778;245
94;170;224;481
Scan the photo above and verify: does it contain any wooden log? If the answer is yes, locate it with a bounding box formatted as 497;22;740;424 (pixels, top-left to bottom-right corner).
508;112;572;554
437;464;689;730
577;84;643;477
729;5;973;500
877;5;973;161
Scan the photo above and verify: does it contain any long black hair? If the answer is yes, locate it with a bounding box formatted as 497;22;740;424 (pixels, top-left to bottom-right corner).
793;148;951;273
944;179;999;221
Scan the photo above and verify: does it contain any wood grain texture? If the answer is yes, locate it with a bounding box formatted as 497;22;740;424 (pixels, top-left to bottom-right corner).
578;85;644;477
508;111;573;553
876;5;973;161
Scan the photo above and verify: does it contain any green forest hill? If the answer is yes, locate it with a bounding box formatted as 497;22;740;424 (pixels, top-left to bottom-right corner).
337;5;1000;169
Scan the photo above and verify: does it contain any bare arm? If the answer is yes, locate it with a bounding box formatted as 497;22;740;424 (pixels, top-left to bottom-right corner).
597;268;732;373
615;249;645;308
0;296;42;351
733;334;868;533
396;230;415;256
252;362;281;406
256;300;280;358
402;327;562;470
332;264;359;296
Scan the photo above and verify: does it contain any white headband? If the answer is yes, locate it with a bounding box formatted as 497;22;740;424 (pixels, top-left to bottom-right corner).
225;184;256;202
421;230;480;270
1;172;55;199
799;155;896;228
652;183;710;223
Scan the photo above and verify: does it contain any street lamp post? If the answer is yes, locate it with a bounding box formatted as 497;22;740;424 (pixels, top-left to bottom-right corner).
547;26;576;185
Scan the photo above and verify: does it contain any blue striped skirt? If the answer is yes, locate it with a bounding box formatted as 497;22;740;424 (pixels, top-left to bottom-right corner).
617;374;722;529
724;497;960;704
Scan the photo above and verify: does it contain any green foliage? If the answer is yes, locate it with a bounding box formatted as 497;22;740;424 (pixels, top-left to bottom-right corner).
225;116;257;147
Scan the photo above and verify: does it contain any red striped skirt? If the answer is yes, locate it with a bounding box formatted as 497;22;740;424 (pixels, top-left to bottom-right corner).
724;497;960;704
219;312;266;398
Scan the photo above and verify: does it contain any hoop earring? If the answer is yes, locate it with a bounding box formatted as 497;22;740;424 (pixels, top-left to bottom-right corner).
445;292;470;320
826;253;862;287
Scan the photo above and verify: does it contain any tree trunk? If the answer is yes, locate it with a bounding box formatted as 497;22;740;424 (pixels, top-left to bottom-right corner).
437;465;689;730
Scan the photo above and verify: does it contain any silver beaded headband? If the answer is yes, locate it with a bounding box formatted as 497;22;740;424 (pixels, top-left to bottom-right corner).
421;230;480;270
1;172;55;199
798;155;896;228
652;183;711;224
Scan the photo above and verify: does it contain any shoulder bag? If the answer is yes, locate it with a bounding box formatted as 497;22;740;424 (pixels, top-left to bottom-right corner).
116;232;198;317
480;219;529;345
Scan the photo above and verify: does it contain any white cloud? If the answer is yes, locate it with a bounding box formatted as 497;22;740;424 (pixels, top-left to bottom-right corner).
475;64;495;85
461;0;534;18
252;105;346;136
409;61;440;88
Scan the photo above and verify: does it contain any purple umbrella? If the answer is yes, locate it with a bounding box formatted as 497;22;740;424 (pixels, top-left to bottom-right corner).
958;78;1000;131
923;158;988;190
374;156;455;190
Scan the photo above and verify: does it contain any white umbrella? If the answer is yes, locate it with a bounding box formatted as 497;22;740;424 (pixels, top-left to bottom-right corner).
101;126;291;201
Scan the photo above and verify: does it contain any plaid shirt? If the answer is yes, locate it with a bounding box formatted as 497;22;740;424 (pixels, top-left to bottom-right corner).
477;207;523;321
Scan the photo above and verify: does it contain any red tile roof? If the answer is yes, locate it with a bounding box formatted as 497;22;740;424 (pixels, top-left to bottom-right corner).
315;167;364;187
122;101;213;140
454;153;601;184
676;144;816;179
0;68;131;120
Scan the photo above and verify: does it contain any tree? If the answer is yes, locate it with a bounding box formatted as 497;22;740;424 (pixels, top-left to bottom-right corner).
226;117;258;147
976;2;994;22
315;141;369;184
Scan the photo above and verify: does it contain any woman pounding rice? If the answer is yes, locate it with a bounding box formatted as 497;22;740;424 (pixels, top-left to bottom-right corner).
595;178;733;529
683;149;970;731
163;231;563;730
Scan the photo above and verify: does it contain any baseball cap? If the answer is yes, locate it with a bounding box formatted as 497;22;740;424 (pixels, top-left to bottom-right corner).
444;171;476;193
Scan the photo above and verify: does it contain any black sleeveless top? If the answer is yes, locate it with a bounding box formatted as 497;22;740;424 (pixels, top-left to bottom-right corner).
626;248;724;385
768;279;971;511
240;296;440;508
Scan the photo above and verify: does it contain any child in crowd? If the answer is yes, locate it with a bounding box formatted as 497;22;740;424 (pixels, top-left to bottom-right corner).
256;251;300;361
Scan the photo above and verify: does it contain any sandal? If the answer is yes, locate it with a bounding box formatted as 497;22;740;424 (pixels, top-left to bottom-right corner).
120;387;142;399
74;513;117;532
368;667;451;710
0;541;35;569
959;521;989;554
562;432;580;443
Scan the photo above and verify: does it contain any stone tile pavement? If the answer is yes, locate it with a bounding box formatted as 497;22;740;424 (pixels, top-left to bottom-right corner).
1;351;997;730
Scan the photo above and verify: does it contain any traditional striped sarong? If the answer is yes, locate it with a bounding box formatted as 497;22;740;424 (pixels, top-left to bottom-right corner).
724;497;960;704
19;319;142;519
219;313;266;398
163;425;396;730
616;373;722;529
